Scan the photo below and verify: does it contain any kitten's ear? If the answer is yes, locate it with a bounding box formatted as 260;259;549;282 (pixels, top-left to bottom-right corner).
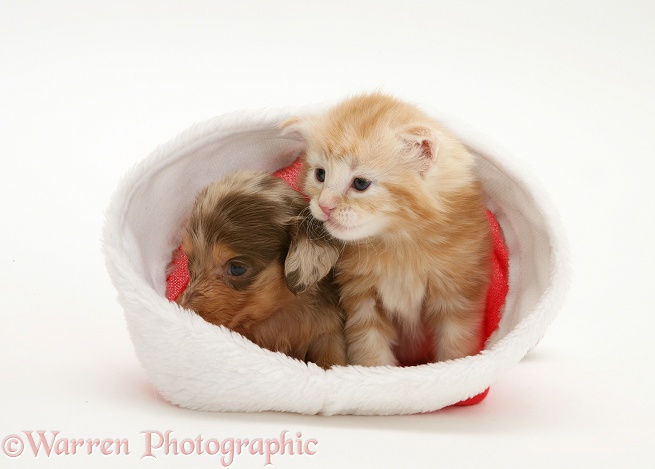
280;116;313;140
398;125;440;173
284;215;341;295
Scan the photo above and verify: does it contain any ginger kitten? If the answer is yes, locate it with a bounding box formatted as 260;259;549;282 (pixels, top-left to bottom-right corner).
282;93;492;366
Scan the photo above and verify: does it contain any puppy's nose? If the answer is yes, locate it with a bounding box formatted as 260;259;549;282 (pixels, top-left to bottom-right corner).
319;204;335;218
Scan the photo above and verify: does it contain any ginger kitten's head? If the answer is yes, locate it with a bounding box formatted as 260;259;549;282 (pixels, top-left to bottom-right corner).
282;93;475;241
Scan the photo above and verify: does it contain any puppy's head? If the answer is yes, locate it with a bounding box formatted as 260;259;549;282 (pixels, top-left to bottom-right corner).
176;171;339;332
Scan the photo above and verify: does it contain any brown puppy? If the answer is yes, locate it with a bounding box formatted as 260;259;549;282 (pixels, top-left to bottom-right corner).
176;170;346;369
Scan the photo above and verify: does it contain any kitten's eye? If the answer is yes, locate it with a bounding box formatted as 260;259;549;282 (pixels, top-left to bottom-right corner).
352;177;371;191
227;262;247;277
315;168;326;183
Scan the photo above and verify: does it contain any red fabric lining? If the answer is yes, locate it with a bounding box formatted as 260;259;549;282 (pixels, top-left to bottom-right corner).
165;160;509;407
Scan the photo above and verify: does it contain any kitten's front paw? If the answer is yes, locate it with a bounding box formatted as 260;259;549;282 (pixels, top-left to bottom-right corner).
347;340;398;367
349;352;398;368
345;297;399;366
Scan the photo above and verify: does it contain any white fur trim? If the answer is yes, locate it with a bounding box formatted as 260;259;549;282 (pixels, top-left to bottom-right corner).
102;106;570;416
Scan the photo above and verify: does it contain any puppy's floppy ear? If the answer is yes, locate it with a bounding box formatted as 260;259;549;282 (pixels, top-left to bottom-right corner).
284;214;341;295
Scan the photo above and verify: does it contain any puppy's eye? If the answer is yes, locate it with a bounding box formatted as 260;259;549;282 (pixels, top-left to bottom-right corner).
352;177;371;191
227;262;247;276
315;168;326;183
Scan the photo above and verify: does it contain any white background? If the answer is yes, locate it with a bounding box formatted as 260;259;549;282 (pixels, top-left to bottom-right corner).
1;1;654;468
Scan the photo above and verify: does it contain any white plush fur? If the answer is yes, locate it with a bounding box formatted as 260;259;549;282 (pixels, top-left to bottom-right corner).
102;105;570;416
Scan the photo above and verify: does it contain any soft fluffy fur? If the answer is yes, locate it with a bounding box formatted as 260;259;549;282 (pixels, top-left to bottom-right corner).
176;170;346;369
283;94;492;366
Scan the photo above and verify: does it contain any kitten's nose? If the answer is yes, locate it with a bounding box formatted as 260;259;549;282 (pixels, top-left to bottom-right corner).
319;204;335;218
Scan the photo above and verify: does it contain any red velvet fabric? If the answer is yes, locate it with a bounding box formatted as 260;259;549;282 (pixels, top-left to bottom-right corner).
165;160;509;406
